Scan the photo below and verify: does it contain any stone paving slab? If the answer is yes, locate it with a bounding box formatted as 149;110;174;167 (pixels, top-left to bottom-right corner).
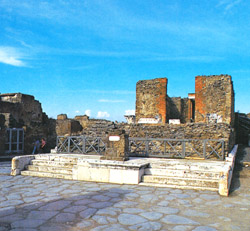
0;162;11;175
0;161;250;230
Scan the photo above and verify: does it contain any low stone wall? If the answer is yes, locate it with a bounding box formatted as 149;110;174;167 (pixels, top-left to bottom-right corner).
124;123;234;155
56;114;235;157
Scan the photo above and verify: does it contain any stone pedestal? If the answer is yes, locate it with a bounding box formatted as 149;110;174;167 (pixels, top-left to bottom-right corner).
101;130;129;161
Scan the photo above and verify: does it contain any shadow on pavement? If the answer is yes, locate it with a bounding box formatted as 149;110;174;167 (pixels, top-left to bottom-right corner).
0;183;131;231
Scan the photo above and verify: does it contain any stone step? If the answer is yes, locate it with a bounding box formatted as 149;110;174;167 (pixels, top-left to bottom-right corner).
139;182;218;192
148;162;225;172
142;175;219;188
21;170;73;180
33;155;79;163
30;160;75;168
26;165;73;175
144;168;220;179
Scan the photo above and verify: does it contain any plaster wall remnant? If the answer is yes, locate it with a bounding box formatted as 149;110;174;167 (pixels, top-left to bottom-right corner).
135;78;168;124
195;75;234;125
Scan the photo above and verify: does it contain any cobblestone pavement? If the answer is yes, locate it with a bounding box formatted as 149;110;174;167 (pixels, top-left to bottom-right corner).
0;161;250;231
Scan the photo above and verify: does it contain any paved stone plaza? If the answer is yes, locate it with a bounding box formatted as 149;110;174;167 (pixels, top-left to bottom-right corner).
0;161;250;231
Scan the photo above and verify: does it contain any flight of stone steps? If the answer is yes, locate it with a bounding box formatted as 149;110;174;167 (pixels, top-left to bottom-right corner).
21;154;100;180
139;159;226;191
20;155;228;192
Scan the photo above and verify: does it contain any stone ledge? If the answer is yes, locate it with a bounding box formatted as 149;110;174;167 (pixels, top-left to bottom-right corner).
219;144;238;196
80;159;149;169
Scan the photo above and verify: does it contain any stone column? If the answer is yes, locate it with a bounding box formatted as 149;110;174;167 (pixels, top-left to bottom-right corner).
101;130;129;161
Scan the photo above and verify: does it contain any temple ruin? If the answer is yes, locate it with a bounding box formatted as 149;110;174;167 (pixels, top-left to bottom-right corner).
6;74;249;196
134;74;234;125
0;74;248;157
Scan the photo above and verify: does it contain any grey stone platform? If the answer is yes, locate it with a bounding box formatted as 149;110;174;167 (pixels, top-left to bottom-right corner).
11;145;238;196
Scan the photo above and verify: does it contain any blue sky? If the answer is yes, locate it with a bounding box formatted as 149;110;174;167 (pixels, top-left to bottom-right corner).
0;0;249;121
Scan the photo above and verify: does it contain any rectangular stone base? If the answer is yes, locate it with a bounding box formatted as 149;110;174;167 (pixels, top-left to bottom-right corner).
74;159;148;184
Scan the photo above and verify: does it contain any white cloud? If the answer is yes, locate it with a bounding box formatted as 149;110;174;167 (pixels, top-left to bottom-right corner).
75;110;80;113
0;46;26;67
98;99;126;103
85;109;91;117
97;111;110;118
125;109;135;115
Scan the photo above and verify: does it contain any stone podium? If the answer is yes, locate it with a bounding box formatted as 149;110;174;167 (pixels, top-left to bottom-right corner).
101;130;129;161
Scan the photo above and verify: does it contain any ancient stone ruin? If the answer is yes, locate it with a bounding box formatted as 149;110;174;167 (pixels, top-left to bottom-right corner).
6;74;247;196
0;74;245;158
134;74;234;125
0;93;56;154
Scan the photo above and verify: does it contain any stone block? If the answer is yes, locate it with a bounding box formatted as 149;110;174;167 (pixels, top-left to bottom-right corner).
102;130;129;161
11;155;35;175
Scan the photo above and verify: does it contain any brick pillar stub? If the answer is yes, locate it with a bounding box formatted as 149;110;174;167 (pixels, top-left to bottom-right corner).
195;75;234;125
101;130;129;161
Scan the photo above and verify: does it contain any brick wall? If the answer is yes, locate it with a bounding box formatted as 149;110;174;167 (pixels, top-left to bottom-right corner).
195;75;234;125
135;78;168;123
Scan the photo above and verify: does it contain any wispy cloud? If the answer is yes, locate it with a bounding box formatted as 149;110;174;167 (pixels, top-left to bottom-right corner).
0;46;26;66
98;99;126;103
217;0;242;13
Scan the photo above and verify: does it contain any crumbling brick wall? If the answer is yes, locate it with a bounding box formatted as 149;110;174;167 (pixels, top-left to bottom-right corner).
0;93;43;126
56;115;117;138
135;78;168;123
56;114;83;136
195;75;234;125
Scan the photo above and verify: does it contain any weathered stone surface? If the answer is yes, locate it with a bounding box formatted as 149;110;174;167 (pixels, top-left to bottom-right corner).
140;211;163;220
79;208;97;219
38;200;71;211
161;215;200;225
118;213;147;225
0;93;56;153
